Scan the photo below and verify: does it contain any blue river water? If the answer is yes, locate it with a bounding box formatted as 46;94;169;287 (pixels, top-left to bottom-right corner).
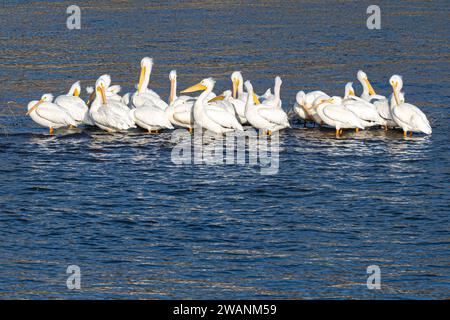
0;1;449;299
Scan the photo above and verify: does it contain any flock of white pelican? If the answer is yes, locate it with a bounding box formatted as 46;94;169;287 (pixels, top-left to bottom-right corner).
27;57;432;137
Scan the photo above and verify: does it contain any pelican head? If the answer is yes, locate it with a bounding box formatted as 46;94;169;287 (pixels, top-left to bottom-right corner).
389;74;403;106
345;82;355;97
329;96;343;104
95;78;107;105
389;74;403;90
208;90;232;103
41;93;54;102
244;80;260;105
296;91;306;106
231;71;243;98
357;70;376;95
26;93;54;115
357;70;367;81
98;74;111;88
274;76;282;87
138;57;153;93
68;81;81;97
141;57;153;68
181;78;215;93
169;70;177;81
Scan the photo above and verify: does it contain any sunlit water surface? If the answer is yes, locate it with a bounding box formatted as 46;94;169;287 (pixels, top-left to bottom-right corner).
0;1;449;299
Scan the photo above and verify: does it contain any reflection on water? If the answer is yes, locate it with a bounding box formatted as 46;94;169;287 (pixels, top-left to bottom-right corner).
0;0;449;299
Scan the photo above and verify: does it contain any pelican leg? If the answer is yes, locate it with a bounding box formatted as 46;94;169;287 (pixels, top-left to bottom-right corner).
69;125;76;129
339;129;343;135
409;132;413;137
335;128;340;137
188;128;193;134
355;128;359;133
49;127;54;135
267;130;272;136
403;130;407;137
384;126;388;131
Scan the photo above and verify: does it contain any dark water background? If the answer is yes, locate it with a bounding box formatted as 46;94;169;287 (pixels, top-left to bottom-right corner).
0;1;449;299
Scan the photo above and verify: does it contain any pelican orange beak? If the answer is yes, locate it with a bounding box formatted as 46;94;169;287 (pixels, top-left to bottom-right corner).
180;82;207;94
138;65;146;94
208;95;225;103
232;78;239;99
26;98;44;115
391;82;400;106
97;84;107;105
253;93;260;105
73;88;80;97
364;78;376;95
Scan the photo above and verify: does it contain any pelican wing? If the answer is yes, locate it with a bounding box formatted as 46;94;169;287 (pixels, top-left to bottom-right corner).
173;110;193;125
258;107;289;126
374;99;392;120
93;107;131;130
230;98;245;116
394;103;431;133
205;107;243;130
134;106;173;129
55;95;88;122
173;101;194;113
344;100;381;123
36;103;76;126
323;105;359;125
394;104;426;124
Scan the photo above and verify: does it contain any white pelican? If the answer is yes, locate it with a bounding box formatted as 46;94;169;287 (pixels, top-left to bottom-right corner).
181;78;243;134
357;70;384;101
89;78;136;132
314;96;365;137
356;70;396;129
244;80;290;135
86;75;125;107
231;71;247;101
342;82;385;129
389;75;432;136
293;90;329;125
131;57;168;110
55;81;93;126
230;71;271;103
26;93;77;134
130;59;173;132
262;76;283;108
166;70;195;131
